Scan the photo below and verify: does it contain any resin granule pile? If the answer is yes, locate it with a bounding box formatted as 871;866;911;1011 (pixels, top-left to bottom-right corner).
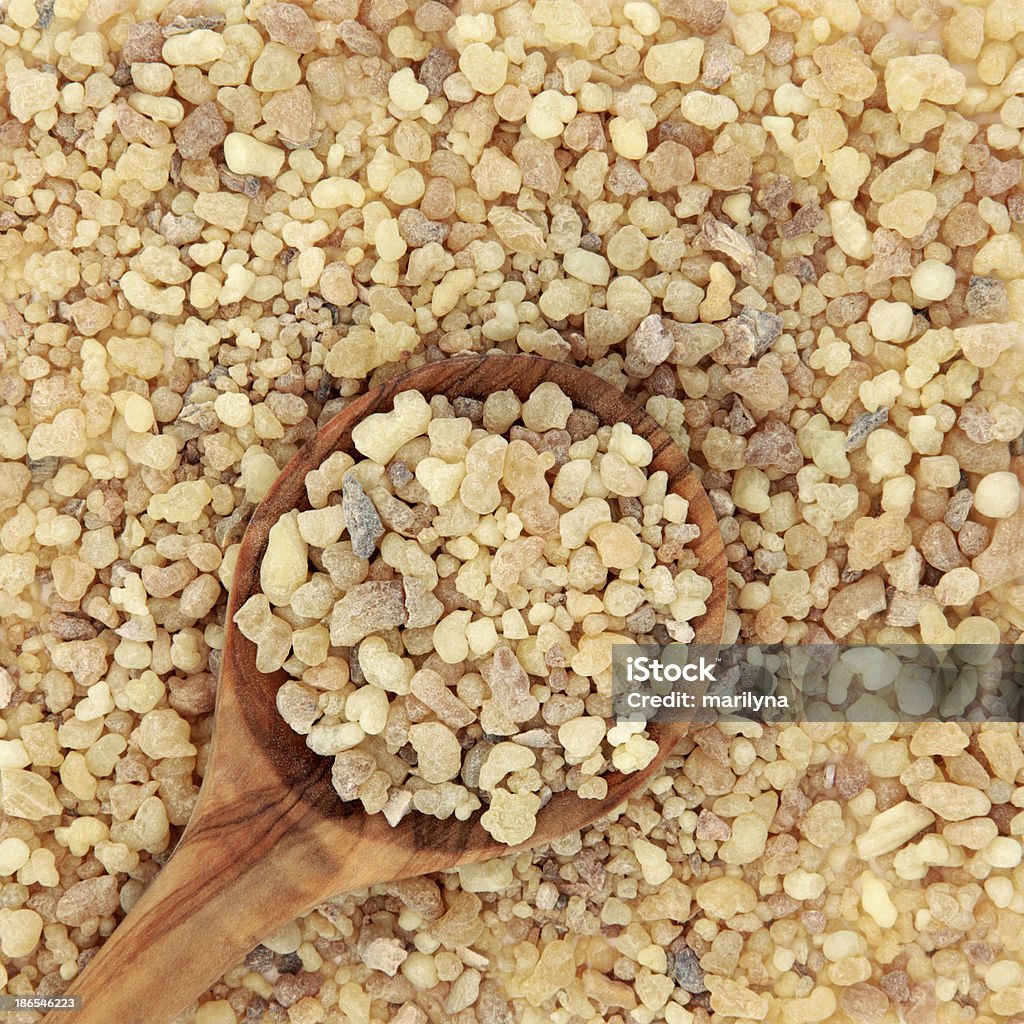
240;382;710;842
1;0;1024;1021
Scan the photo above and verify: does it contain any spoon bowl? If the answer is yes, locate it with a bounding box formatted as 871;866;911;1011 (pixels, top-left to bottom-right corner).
47;354;726;1024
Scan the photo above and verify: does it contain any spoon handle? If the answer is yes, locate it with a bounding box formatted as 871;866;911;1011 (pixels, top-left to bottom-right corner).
40;774;406;1024
42;834;273;1024
39;795;320;1024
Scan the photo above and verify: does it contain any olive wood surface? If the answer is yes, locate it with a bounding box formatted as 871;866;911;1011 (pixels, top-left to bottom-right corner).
47;354;726;1024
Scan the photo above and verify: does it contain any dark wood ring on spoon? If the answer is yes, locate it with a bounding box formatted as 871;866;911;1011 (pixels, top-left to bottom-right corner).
46;354;726;1024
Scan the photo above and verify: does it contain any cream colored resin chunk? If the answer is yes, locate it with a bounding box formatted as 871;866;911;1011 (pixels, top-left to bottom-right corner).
260;512;308;606
162;30;226;66
918;782;991;821
855;802;935;858
351;392;433;464
223;133;285;177
643;39;703;84
974;472;1021;518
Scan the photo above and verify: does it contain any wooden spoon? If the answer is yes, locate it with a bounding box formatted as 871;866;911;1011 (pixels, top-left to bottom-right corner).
47;354;726;1024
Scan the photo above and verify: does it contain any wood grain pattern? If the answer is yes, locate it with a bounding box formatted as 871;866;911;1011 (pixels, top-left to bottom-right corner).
48;354;726;1024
